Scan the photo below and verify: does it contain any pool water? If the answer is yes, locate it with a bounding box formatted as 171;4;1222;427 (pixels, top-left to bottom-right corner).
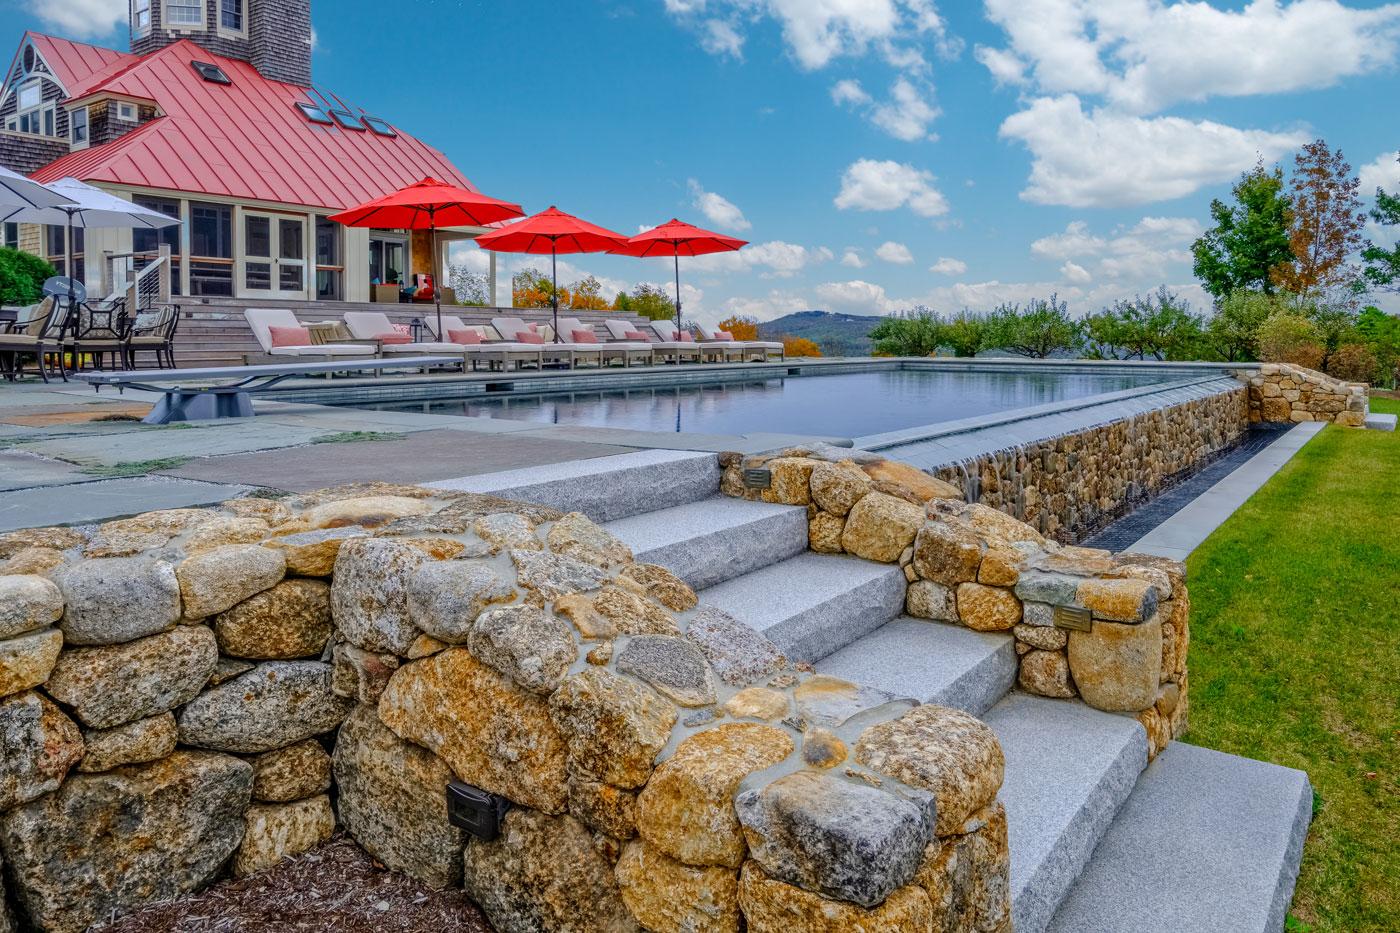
348;369;1186;439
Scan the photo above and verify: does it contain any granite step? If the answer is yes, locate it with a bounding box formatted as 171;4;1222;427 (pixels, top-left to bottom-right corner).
605;496;808;590
427;449;721;522
814;617;1016;716
696;552;907;664
983;692;1150;933
1046;741;1312;933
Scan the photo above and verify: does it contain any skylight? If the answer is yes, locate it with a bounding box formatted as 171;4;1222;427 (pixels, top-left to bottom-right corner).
295;102;332;125
330;109;365;130
362;117;397;138
192;61;231;85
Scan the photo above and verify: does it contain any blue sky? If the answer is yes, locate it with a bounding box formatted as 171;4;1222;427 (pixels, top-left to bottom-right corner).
10;0;1400;322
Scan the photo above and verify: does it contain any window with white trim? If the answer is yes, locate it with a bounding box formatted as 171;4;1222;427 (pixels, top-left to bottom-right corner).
165;0;204;26
70;106;88;146
133;0;151;34
220;0;245;32
117;102;138;121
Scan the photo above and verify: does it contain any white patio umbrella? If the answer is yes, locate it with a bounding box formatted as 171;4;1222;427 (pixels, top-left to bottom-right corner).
0;165;74;221
8;178;181;307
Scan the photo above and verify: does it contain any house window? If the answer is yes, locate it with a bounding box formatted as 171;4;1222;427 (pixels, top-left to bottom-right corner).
70;107;88;145
166;0;204;27
117;102;137;122
369;234;406;287
3;224;18;250
17;84;39;111
45;226;82;280
133;196;182;296
220;0;245;31
315;216;342;300
133;0;151;34
188;201;233;297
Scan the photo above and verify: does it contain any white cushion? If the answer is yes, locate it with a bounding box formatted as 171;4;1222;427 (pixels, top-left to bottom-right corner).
343;311;396;340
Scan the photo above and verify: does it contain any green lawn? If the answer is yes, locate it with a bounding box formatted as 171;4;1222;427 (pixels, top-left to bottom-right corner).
1184;399;1400;932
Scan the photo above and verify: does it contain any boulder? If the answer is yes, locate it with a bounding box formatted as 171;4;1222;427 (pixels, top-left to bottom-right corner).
510;548;608;599
184;516;270;553
616;840;741;933
0;751;251;933
462;809;638;933
1076;577;1158;623
547;512;633;569
861;459;962;503
0;526;85;559
44;625;217;729
0;628;62;699
78;713;178;773
55;557;181;646
1068;614;1164;711
854;705;1004;836
212;579;332;659
808;512;846;553
232;795;335;877
210;656;254;685
300;495;433;530
549;668;677;790
262;526;368;576
0;575;64;640
330;641;400;704
378;649;568;812
809;460;872;517
978;546;1031;587
636;723;793;868
593;587;680;636
801;727;847;769
553;593;618;640
0;691;83;810
914;802;1011;933
473;512;541;553
912;521;984;586
794;675;913;730
906;580;957;622
407;560;514;643
331;537;433;654
1014;571;1083;607
738;863;935;932
685;607;787;687
0;546;65;577
333;705;465;888
568;775;637;840
722;687;789;721
468;605;578;695
841;492;925;563
1018;650;1075;698
758;457;819;505
250;739;332;802
616;635;717;707
176;545;285;620
955;583;1021;632
177;660;353;753
221;497;293;524
616;563;697;611
1013;623;1067;650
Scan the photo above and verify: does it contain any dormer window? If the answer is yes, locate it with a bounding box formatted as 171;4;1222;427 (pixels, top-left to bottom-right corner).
117;102;138;122
166;0;204;27
70;107;88;146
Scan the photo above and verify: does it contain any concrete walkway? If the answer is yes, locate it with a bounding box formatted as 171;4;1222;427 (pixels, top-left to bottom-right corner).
1126;421;1326;560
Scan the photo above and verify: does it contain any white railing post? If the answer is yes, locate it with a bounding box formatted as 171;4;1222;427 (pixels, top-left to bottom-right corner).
100;251;113;299
158;243;171;304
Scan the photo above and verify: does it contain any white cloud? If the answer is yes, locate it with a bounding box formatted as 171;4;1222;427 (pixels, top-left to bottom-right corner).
685;240;832;278
25;0;126;38
1360;151;1400;195
1000;95;1306;207
875;241;914;264
840;248;867;268
833;76;940;141
1032;216;1204;283
1060;261;1092;284
834;159;949;217
814;279;898;314
973;45;1026;86
929;256;966;275
687;179;751;231
716;289;811;325
701;18;745;58
981;0;1400;115
831;79;873;107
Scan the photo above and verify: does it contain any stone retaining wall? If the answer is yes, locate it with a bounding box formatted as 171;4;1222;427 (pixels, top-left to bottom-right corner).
1242;362;1368;426
721;449;1190;759
0;482;1012;933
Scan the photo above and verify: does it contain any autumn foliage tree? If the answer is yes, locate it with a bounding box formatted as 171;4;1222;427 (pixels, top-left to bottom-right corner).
567;275;611;310
1272;139;1366;294
511;267;567;309
717;315;759;340
781;336;822;357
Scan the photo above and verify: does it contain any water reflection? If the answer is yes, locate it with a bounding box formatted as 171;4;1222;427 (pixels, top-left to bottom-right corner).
356;370;1179;437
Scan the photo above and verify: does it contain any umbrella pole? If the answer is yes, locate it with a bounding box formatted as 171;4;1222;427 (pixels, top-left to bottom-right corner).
551;243;560;344
673;250;682;338
66;212;76;307
430;210;443;342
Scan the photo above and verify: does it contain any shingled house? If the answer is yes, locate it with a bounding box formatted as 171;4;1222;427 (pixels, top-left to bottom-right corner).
0;1;494;309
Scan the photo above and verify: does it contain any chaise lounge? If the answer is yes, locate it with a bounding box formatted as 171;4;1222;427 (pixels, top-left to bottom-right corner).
244;309;378;362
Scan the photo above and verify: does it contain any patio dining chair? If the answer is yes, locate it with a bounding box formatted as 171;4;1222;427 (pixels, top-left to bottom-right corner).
123;304;181;369
0;297;64;383
67;296;130;371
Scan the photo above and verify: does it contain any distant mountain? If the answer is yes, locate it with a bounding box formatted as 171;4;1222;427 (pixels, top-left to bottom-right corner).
756;310;883;357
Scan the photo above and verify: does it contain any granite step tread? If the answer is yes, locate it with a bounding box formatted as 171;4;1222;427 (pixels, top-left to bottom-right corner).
814;617;1016;716
696;551;907;663
605;496;809;590
983;692;1150;933
1046;741;1312;933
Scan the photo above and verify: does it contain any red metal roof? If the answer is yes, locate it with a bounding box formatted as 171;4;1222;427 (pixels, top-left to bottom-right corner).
28;38;477;212
21;33;138;94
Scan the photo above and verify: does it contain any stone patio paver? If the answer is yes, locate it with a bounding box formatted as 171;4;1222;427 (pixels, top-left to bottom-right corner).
0;476;251;531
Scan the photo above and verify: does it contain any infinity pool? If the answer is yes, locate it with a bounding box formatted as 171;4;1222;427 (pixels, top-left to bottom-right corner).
345;368;1187;439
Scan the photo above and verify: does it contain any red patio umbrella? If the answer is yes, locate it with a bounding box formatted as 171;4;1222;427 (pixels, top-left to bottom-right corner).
474;206;628;343
329;177;524;338
610;219;747;338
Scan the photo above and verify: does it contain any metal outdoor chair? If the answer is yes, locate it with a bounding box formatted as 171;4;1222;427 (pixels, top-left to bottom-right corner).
122;304;181;369
67;296;130;371
0;297;65;383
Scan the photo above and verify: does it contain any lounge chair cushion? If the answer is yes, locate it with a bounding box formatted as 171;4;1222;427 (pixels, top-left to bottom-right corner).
448;329;483;345
373;332;414;345
712;331;733;341
673;331;694;342
572;330;599;343
269;325;312;348
517;332;545;345
624;330;649;340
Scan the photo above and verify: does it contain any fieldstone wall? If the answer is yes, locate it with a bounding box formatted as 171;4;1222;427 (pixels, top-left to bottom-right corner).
721;448;1189;760
0;482;1011;933
1242;362;1368;426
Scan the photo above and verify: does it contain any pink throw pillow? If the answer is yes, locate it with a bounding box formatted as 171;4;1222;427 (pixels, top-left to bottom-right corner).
391;323;412;336
268;325;310;348
712;331;733;341
527;323;539;333
516;332;545;344
624;330;649;340
673;330;694;343
571;329;599;343
374;332;413;345
448;329;482;345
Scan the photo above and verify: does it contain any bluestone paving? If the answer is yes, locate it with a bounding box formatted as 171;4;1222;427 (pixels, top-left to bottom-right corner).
0;476;250;531
15;421;337;466
0;450;93;491
1047;741;1312;933
1365;411;1396;431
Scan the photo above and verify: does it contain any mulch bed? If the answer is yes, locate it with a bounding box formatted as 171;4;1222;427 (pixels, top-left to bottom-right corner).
90;835;492;932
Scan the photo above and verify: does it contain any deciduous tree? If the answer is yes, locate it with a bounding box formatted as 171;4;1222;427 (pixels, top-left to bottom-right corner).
1273;139;1366;294
718;315;759;340
624;284;676;321
1361;153;1400;293
869;308;943;357
1193;163;1294;301
567;275;611;311
1204;290;1276;361
984;294;1082;358
781;336;822;357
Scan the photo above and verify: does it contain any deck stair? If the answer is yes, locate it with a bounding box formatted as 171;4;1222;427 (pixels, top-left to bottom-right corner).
441;449;1312;933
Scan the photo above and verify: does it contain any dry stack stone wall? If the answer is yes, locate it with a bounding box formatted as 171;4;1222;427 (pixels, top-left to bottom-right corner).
722;448;1190;760
1243;362;1368;426
0;482;1012;933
